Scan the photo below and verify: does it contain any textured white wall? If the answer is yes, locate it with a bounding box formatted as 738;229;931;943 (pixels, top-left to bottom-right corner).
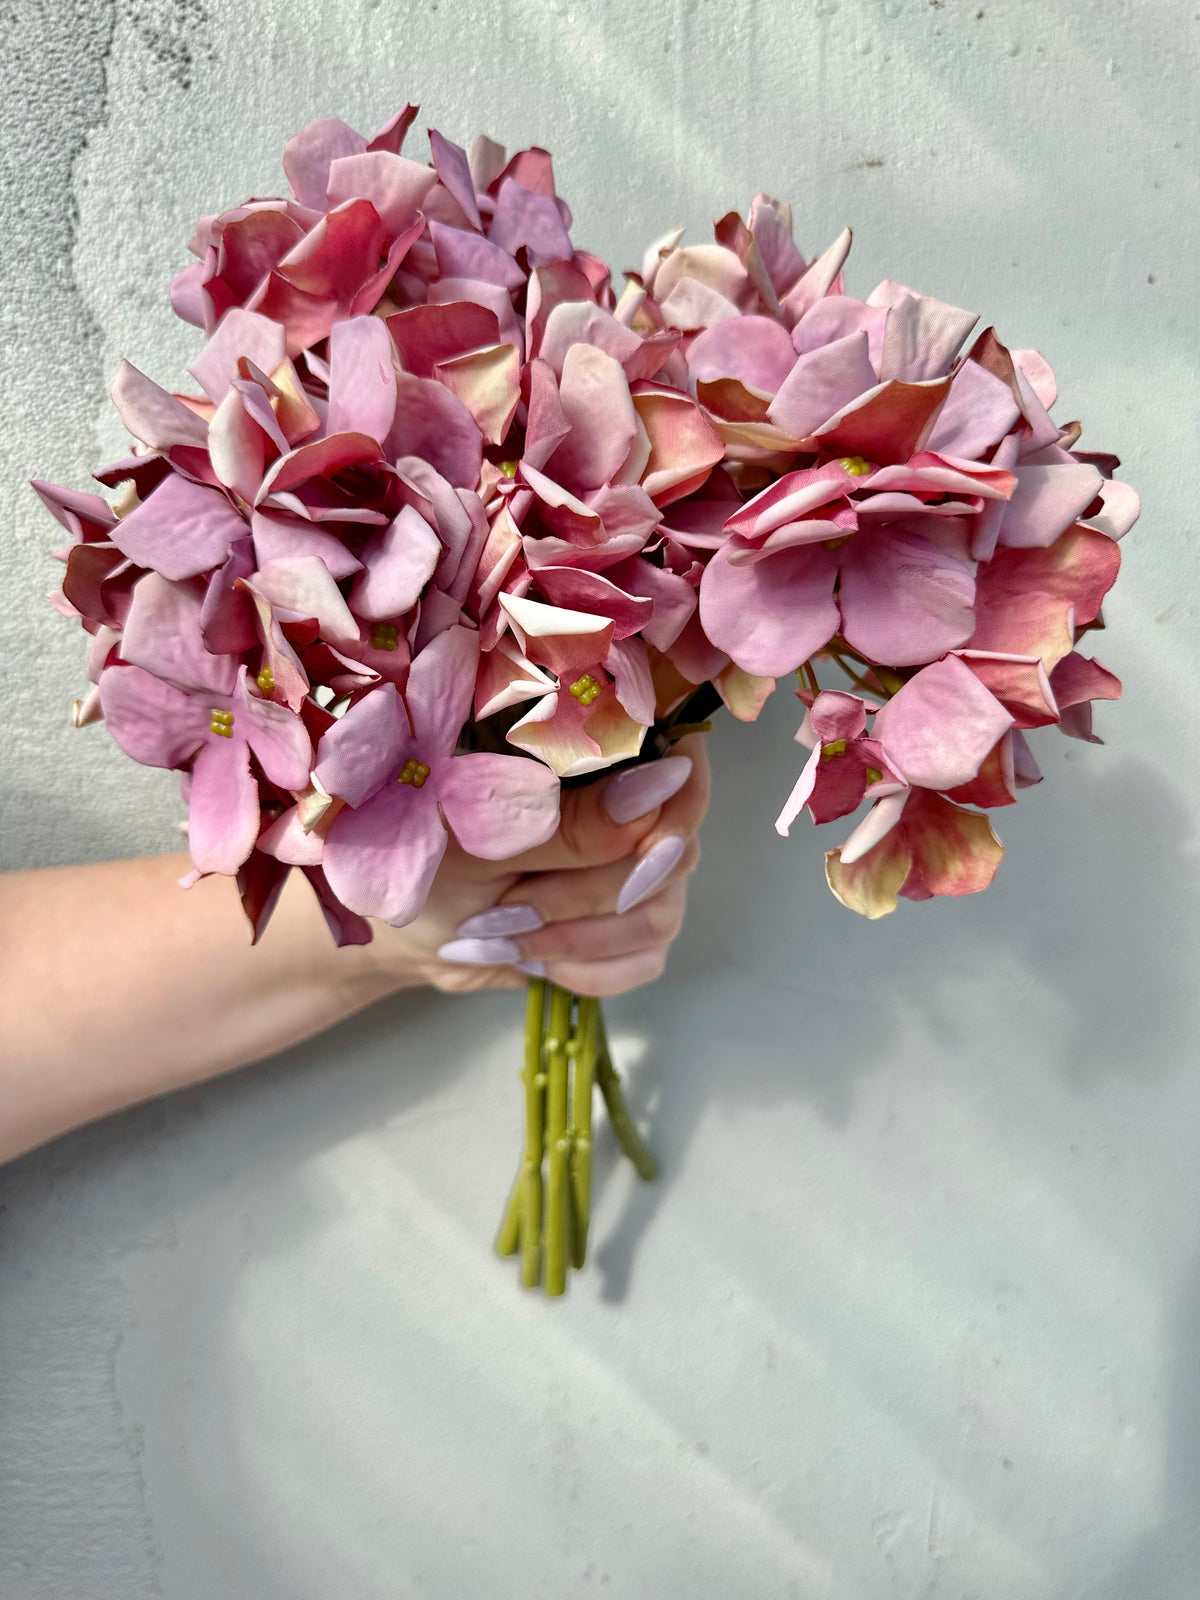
2;1;1198;1596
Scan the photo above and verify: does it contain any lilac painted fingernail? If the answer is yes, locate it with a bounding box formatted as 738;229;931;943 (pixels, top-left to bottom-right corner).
604;756;692;825
438;937;523;965
616;835;686;914
455;903;544;939
516;960;547;978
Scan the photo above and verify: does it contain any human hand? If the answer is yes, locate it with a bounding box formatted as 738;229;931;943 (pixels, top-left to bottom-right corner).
369;733;711;998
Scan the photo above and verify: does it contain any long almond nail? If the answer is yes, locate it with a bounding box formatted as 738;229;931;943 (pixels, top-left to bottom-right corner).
438;937;522;965
616;835;686;914
604;756;692;824
455;904;544;939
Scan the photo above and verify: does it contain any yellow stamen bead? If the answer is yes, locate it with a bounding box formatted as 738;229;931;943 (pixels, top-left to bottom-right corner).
370;621;400;652
823;535;852;550
568;673;601;706
498;460;519;479
397;758;431;788
839;455;873;477
865;766;883;785
256;664;275;694
209;708;234;738
821;739;848;758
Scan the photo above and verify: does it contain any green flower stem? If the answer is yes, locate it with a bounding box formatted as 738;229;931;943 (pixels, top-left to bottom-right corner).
596;1011;659;1182
569;995;599;1269
543;983;573;1296
495;977;547;1286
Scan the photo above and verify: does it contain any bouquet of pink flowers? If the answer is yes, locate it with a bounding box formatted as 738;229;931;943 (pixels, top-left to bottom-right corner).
35;104;1136;1294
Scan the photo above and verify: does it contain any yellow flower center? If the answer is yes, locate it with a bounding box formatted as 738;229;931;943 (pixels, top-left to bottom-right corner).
568;674;602;706
209;708;234;738
397;757;430;789
370;621;400;652
256;664;275;694
839;455;873;477
821;739;848;758
498;460;519;480
865;766;883;785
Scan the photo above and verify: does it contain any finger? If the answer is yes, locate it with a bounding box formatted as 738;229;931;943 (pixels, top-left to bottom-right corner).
521;881;688;964
461;835;700;934
540;948;670;999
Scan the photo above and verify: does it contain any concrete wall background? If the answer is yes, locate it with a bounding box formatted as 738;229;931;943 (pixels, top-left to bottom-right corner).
1;1;1198;1595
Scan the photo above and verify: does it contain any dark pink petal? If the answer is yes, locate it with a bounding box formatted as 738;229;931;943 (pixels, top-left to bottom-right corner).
384;373;483;489
111;360;209;450
767;331;876;440
326;316;397;441
499;592;614;678
427;276;523;354
212;208;306;304
367;103;419;155
532;565;653;638
436;751;560;859
722;461;851;541
349;504;442;619
700;540;839;676
32;479;117;542
944;733;1018;809
237;669;312;790
489;177;572;265
104;470;249;585
321;782;447;925
386;302;502;377
686;316;796;395
120;569;238;694
284;116;367;208
428;129;482;229
98;663;208;767
189;309;287;404
838;526;976;667
61;543;136;629
314;682;411;806
813;376;951;465
955;649;1059;729
872;655;1014;789
523;358;572;468
606;555;696;650
896;788;1005;900
275;198;386;300
170;260;210;328
588;484;663;545
347;214;425;318
187;736;262;875
303;865;374;946
325;151;437;238
429;219;525;290
405;624;479;757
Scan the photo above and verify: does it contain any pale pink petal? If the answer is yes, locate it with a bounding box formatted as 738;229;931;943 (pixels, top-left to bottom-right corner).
499;592;614;677
837;789;910;867
314;682;410;806
1078;477;1140;541
810;690;869;744
284;116;366;208
405;623;480;755
699;540;840;676
249;509;363;579
838;526;976;667
780;228;852;322
187;736;261;875
871;655;1014;789
792;295;888;368
237;669;312;791
475;635;554;718
434;343;521;447
189;309;287;404
877;291;978;381
252;556;359;643
686;316;796;395
111;360;209;450
488;177;571;264
121;569;239;695
98;664;208;767
349;504;442;619
321;782;447;925
606;634;656;726
429;129;482;229
325;151;437;238
924;359;1021;459
766;331;877;440
774;743;822;836
997;462;1104;549
429;219;525;290
546;344;637;493
630;385;724;505
207;386;266;502
537;300;643;376
326;315;398;441
435;751;561;859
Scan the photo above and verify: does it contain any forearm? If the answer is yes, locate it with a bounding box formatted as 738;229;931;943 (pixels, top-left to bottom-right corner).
0;855;401;1163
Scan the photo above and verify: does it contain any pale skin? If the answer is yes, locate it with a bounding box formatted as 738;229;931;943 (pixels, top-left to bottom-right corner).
0;735;710;1166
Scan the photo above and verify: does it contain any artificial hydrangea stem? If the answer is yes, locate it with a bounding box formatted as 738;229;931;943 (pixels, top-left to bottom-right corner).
568;995;599;1269
595;1011;659;1182
495;977;547;1284
543;983;574;1296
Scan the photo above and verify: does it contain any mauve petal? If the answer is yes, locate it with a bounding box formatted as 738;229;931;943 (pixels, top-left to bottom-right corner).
326;316;397;441
924;359;1020;460
700;540;839;676
98;664;208;768
435;751;560;859
523;358;572;468
211;209;305;305
793;295;888;366
170;261;209;328
303;865;374;946
237;670;312;791
368;103;418;155
499;592;614;677
488;177;571;265
252;556;359;644
189;309;287;404
111;361;209;451
236;577;309;711
658;278;741;331
606;634;656;726
630;386;724;506
810;690;869;744
405;623;479;756
686;315;796;395
249;509;362;580
536;300;642;376
429;219;525;291
321;782;447;926
256;431;383;501
349;504;442;620
121;571;239;695
1048;651;1122;709
872;656;1013;790
876;292;978;382
838;527;976;667
207;386;265;502
284;117;366;208
767;331;877;440
428;129;482;230
532;566;652;638
997;462;1104;549
606;554;695;650
325;150;437;237
187;737;261;876
384;372;483;489
314;682;411;806
723;462;850;541
546;344;637;493
427;277;523;355
110;473;247;581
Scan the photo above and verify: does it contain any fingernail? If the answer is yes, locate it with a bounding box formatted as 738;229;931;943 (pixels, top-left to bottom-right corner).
438;936;522;965
455;903;544;939
515;960;547;977
616;835;686;914
604;756;692;825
